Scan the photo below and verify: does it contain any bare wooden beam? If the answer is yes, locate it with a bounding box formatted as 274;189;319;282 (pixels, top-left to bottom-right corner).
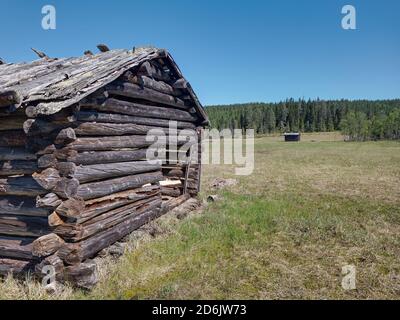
0;236;34;260
0;147;36;161
0;215;50;237
58;160;162;184
31;47;48;59
80;97;198;122
0;196;51;217
77;171;163;200
106;82;187;109
0;160;38;176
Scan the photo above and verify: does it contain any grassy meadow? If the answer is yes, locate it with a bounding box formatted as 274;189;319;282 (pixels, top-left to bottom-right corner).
1;132;399;299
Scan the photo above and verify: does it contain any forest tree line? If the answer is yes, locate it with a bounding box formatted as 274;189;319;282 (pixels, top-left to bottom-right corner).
205;99;400;141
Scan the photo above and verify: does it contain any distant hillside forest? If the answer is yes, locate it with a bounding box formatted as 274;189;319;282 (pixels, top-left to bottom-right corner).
205;99;400;141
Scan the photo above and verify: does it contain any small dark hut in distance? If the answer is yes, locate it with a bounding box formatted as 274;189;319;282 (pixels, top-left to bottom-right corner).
0;46;208;287
284;132;301;142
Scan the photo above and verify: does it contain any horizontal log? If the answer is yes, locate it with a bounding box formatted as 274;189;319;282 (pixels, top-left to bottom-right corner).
59;207;163;264
80;97;198;123
54;197;162;242
0;160;38;176
61;149;149;166
0;196;50;217
0;258;35;276
23;119;64;136
0;130;26;147
106;82;187;109
58;161;162;183
64;135;196;153
62;135;152;152
161;186;181;197
160;194;190;214
0;147;36;161
77;171;163;200
0;236;34;260
0;176;47;197
124;74;182;96
0;215;50;237
74;122;173;136
76;186;160;223
0;116;25;131
32;233;64;257
75;111;196;129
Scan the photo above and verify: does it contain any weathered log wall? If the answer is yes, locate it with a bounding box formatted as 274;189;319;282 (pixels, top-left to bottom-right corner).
0;57;204;288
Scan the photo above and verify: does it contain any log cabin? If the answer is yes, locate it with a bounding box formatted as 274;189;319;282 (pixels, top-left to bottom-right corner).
0;47;208;287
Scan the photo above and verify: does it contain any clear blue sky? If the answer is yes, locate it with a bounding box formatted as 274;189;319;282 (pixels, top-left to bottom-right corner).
1;0;399;105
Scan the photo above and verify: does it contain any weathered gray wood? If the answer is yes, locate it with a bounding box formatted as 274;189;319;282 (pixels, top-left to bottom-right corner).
75;111;196;129
54;197;162;242
0;147;36;161
62;135;152;152
0;196;50;217
74;122;171;136
0;236;34;260
62;149;149;166
38;154;58;168
172;78;188;89
23;119;63;136
0;258;35;275
32;169;79;198
77;171;163;200
80;97;198;122
54;198;86;219
0;130;26;147
76;186;160;223
36;193;62;209
0;177;46;196
137;61;171;82
106;82;187;109
124;73;182;96
55;128;76;144
59;206;163;264
161;186;181;197
32;168;61;190
0;116;26;131
0;215;50;237
32;233;65;257
58;160;162;183
0;160;38;176
160;194;190;214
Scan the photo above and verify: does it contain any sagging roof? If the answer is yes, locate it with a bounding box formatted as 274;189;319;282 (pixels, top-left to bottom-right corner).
0;47;208;125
